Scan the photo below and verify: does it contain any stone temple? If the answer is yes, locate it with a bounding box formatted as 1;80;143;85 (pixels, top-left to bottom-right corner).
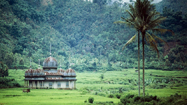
24;55;77;89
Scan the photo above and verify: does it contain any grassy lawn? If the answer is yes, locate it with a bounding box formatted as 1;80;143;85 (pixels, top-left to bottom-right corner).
0;69;187;104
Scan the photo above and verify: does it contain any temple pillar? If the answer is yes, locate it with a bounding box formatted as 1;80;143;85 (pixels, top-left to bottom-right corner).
42;81;44;88
72;81;74;89
37;81;39;89
74;81;76;89
69;81;70;88
32;81;35;88
25;81;28;88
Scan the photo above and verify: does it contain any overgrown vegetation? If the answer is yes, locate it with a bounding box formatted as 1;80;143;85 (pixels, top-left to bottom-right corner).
0;78;20;88
119;93;187;105
0;62;8;77
0;0;187;72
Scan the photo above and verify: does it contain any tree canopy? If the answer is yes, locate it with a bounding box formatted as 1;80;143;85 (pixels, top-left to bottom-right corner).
0;0;186;71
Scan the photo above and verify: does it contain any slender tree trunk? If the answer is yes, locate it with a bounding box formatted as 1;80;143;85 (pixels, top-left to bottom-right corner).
138;31;140;96
142;32;145;97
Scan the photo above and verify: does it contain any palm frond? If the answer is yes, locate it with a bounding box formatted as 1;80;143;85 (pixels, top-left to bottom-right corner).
145;32;159;57
126;10;135;20
146;11;160;23
114;21;128;24
129;4;136;17
122;34;137;51
152;28;174;35
133;17;142;30
147;16;166;29
121;17;126;20
151;33;168;47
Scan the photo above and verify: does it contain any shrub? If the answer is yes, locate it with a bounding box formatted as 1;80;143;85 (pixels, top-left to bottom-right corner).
134;96;141;102
174;99;187;105
108;94;114;98
95;101;113;104
143;96;152;102
118;102;123;105
120;95;130;105
84;100;87;103
126;94;135;99
115;93;121;99
0;78;21;88
119;87;123;93
98;92;106;97
80;87;90;95
12;81;21;87
88;97;94;103
139;95;159;103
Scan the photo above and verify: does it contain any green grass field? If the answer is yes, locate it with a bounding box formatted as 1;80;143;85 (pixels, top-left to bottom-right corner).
0;88;120;105
0;69;187;104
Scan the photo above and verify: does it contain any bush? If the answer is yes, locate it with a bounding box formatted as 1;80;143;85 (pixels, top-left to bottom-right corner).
108;94;114;98
95;101;113;104
0;78;21;88
12;82;21;87
126;94;135;99
120;95;130;105
80;87;90;95
98;92;106;97
134;96;141;102
84;100;87;103
120;93;187;105
88;97;94;103
115;93;121;99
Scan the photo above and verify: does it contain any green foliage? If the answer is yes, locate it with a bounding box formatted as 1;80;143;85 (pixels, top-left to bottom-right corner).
120;94;160;105
108;94;114;98
95;101;114;104
0;78;20;88
88;97;94;103
159;93;187;105
97;92;106;97
0;0;186;72
125;94;135;99
93;0;107;6
100;73;104;80
162;7;187;32
120;95;131;104
119;92;187;105
0;62;8;77
79;87;90;95
115;93;121;99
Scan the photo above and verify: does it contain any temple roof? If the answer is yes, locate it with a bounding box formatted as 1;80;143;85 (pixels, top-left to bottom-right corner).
43;56;58;69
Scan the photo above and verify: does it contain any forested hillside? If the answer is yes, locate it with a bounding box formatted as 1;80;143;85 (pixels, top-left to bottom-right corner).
0;0;187;72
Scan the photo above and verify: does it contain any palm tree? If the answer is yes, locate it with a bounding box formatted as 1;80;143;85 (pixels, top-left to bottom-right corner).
133;0;174;96
115;0;173;96
114;1;143;96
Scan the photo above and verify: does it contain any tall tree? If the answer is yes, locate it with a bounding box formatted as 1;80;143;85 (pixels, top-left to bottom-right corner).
133;0;173;96
115;0;173;96
114;3;142;96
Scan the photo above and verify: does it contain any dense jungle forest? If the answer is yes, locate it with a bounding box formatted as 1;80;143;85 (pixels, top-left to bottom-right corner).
0;0;187;72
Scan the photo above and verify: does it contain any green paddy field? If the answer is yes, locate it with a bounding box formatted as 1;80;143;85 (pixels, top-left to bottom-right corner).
0;69;187;104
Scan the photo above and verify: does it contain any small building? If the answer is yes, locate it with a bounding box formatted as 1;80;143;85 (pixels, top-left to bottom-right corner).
24;56;77;89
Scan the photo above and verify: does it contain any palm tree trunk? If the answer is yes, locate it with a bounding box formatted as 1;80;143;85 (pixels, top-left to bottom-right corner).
138;31;140;96
142;32;145;97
